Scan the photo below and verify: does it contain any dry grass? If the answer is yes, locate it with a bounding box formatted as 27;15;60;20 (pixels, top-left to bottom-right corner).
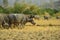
0;19;60;40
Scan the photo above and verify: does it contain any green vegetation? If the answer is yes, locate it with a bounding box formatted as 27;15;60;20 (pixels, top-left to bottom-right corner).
0;3;60;16
45;8;59;16
0;6;9;13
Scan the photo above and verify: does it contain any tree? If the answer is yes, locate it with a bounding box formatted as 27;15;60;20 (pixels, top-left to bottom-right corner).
50;0;54;8
3;0;8;8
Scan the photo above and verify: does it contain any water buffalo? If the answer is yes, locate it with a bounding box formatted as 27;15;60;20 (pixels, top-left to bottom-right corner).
20;14;36;26
44;16;51;20
34;15;40;19
14;14;36;28
5;14;18;28
14;14;40;27
56;16;60;19
8;14;37;28
1;14;39;29
0;14;18;29
0;14;9;28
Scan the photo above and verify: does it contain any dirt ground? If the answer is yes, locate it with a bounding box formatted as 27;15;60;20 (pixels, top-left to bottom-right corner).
0;19;60;40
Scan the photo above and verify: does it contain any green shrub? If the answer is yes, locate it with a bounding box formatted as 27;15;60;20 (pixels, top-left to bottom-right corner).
0;3;59;15
37;8;45;15
0;6;9;13
0;6;4;13
13;3;27;13
23;9;32;14
45;8;59;16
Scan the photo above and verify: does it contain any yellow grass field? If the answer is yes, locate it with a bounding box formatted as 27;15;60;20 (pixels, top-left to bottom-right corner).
0;19;60;40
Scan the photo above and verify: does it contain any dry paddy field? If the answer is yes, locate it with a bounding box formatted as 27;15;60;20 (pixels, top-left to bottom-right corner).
0;19;60;40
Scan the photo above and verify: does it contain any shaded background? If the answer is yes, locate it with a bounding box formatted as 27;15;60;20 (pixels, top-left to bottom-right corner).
0;0;60;9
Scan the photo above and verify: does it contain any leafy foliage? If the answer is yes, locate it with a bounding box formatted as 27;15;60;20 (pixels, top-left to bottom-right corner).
45;8;59;16
0;3;60;16
0;6;4;13
0;6;9;13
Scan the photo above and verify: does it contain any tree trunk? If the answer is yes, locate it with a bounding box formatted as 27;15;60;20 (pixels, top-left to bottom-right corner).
3;0;8;8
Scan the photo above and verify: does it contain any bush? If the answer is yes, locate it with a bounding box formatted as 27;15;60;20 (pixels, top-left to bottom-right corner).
13;3;27;13
37;8;45;15
0;3;59;15
45;8;59;16
0;6;4;13
23;9;33;14
0;6;9;13
7;7;13;13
